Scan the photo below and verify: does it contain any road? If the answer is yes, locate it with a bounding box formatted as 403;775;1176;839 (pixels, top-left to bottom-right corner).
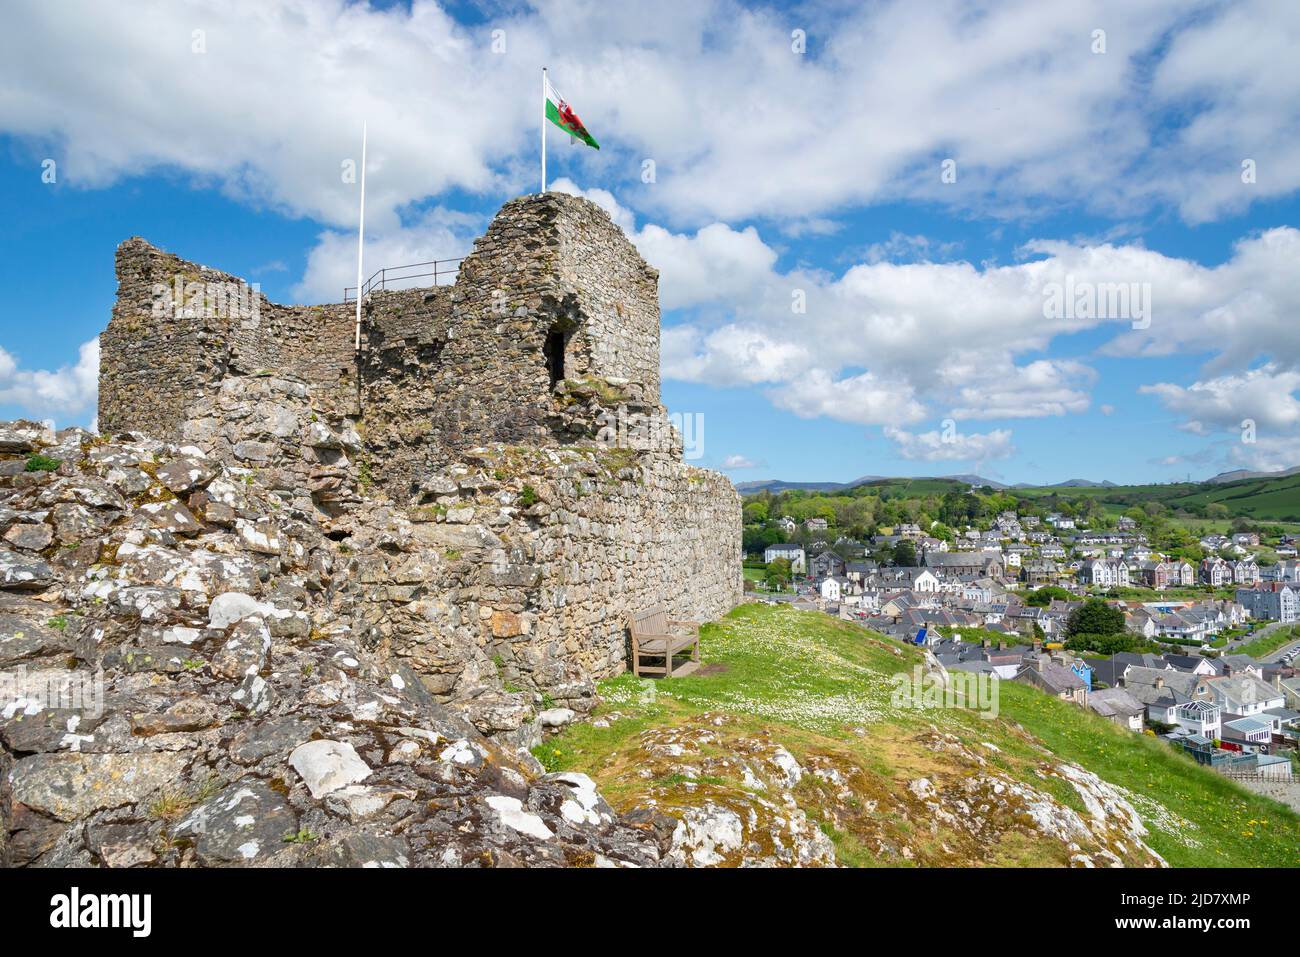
1221;619;1299;660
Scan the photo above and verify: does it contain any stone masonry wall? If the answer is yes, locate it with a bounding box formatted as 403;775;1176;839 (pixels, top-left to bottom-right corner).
100;238;360;438
339;443;743;700
99;240;238;441
354;193;663;499
553;198;661;400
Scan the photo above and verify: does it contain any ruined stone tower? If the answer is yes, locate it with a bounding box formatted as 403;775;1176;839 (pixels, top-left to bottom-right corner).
101;193;665;495
98;192;743;697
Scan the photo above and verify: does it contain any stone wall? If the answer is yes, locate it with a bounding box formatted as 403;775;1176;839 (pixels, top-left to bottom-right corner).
338;443;743;700
553;196;661;399
100;238;360;439
99;239;238;441
1231;777;1300;813
354;192;663;499
525;450;741;681
179;373;363;521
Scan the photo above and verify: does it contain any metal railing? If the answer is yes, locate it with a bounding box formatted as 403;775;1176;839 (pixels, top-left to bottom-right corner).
344;256;465;302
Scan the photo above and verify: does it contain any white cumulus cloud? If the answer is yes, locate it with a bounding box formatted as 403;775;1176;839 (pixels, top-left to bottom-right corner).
884;426;1016;463
0;338;100;425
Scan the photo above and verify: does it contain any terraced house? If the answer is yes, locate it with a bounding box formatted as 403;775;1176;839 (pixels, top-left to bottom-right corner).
1236;584;1299;623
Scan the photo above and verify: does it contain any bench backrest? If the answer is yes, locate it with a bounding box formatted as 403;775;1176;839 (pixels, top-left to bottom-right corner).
630;606;668;637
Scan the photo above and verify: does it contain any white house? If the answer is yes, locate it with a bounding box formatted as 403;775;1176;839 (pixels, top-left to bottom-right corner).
1231;560;1260;585
1080;559;1130;588
1200;559;1229;587
1208;675;1285;719
1173;700;1221;739
1087;687;1145;731
764;543;806;573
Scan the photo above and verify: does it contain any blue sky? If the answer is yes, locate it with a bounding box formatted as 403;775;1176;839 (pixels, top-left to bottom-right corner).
1;0;1298;486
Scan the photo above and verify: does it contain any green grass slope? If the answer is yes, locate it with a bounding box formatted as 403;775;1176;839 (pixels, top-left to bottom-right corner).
1011;471;1300;523
540;604;1299;867
1165;473;1300;522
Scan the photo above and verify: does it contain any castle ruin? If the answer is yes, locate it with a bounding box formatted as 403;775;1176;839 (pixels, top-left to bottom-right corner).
98;192;743;701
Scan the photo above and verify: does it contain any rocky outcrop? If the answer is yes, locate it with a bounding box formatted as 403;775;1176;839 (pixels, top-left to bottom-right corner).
0;423;677;867
567;710;1168;869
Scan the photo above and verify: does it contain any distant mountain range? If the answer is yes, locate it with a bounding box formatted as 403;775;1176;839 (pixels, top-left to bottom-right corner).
1205;465;1300;484
1010;478;1119;489
733;466;1299;495
733;474;1013;494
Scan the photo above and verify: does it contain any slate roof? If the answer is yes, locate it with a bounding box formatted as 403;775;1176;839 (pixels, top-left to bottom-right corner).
1015;658;1087;695
1087;687;1145;720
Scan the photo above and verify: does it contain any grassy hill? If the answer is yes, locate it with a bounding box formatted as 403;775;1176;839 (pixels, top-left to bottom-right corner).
539;604;1299;868
1164;473;1300;522
1012;472;1300;523
743;464;1300;525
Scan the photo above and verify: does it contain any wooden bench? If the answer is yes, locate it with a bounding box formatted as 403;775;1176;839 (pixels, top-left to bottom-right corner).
630;606;701;678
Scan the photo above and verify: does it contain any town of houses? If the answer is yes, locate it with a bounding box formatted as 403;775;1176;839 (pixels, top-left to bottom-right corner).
758;511;1300;781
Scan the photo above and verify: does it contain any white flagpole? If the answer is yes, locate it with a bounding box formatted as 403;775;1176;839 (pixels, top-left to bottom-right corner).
354;121;367;352
541;67;547;193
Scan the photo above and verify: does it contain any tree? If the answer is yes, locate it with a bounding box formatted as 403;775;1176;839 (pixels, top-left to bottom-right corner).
1064;598;1126;639
764;558;792;591
1205;502;1230;520
1026;585;1072;607
892;540;917;567
1065;631;1149;655
742;525;783;555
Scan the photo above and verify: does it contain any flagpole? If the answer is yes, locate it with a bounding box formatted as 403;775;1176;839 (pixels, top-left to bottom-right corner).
354;121;367;352
541;66;547;193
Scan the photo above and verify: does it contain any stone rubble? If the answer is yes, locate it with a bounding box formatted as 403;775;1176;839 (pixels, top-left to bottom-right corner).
0;423;682;868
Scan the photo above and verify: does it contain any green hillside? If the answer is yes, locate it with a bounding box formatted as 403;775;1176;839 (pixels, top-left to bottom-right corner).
852;477;974;497
540;604;1300;868
1165;473;1300;522
978;473;1300;522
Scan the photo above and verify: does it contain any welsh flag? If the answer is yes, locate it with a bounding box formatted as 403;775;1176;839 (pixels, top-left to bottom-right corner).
545;75;600;150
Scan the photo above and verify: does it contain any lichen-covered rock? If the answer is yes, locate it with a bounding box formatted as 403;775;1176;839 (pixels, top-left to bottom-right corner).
0;549;54;590
0;425;676;868
10;752;191;821
172;780;299;866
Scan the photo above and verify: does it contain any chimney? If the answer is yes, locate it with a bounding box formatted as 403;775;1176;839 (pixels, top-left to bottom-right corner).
1034;654;1046;674
998;641;1006;651
1276;674;1283;692
1155;676;1164;690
